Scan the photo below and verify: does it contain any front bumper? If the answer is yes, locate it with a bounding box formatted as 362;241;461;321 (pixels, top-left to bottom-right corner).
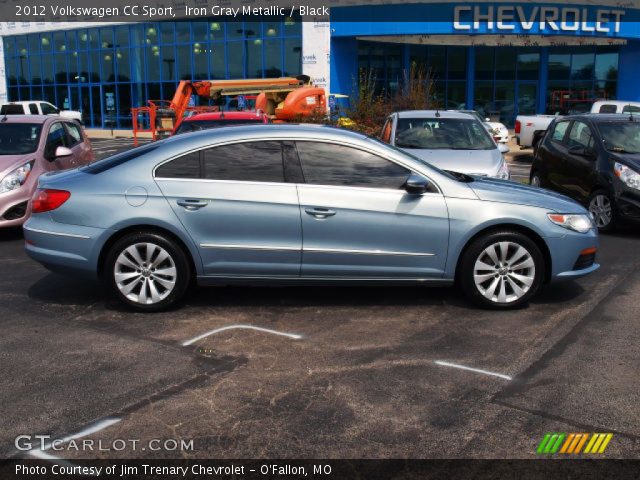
0;189;32;228
546;230;600;282
613;187;640;224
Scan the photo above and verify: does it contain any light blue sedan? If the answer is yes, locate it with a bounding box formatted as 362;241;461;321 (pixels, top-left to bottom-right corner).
23;125;599;311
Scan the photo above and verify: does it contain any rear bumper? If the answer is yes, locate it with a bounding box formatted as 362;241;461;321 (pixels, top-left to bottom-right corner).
23;216;107;279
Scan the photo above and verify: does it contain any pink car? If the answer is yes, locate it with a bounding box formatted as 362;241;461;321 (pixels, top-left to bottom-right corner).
0;115;94;228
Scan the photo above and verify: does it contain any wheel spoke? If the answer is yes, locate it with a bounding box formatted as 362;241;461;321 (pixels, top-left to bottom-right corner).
506;276;526;298
120;277;140;296
115;271;140;283
145;243;157;264
474;260;496;272
511;257;535;271
507;246;528;266
498;242;509;263
138;278;149;304
509;271;534;287
485;246;500;266
474;272;496;283
151;250;170;268
116;255;139;271
152;275;175;289
125;245;145;267
497;278;507;303
483;277;500;300
154;266;177;279
148;279;162;302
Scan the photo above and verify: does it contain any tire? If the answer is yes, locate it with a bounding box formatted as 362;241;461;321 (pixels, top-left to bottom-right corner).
588;190;616;233
458;230;545;309
104;231;191;311
530;171;542;188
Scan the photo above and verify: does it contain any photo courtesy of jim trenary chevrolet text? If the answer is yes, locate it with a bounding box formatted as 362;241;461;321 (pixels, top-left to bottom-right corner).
1;0;640;478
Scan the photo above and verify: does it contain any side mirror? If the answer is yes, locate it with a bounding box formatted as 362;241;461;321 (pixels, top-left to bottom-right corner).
498;143;510;154
55;146;73;158
404;173;430;195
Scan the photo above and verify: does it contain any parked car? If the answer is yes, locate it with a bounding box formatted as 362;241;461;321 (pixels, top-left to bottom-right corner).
380;111;510;179
0;116;93;228
0;101;83;124
24;125;598;311
173;111;270;135
591;100;640;114
454;109;510;144
515;114;557;149
530;114;640;232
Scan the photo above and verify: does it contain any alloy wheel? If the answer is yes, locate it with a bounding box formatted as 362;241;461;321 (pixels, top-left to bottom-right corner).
589;194;612;229
473;241;536;304
530;175;541;187
114;242;177;305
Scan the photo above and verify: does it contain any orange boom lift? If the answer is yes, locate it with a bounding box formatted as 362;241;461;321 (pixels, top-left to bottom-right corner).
132;75;326;144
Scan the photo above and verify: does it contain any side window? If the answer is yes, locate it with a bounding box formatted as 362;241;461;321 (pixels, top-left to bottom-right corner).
28;103;39;114
599;104;617;114
203;141;285;182
44;123;68;157
40;102;58;115
295;142;411;189
567;122;594;149
381;119;392;143
551;121;570;143
155;151;201;179
622;105;640;114
65;122;83;146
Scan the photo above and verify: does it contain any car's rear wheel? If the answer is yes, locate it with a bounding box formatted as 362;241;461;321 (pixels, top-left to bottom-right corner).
105;232;191;311
459;231;545;309
588;190;615;232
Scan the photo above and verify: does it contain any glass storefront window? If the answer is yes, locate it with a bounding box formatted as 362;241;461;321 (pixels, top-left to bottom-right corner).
517;53;540;81
210;42;227;79
447;47;467;81
571;53;595;80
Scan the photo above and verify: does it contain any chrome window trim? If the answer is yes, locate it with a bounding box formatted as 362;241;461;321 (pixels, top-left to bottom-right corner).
23;227;90;239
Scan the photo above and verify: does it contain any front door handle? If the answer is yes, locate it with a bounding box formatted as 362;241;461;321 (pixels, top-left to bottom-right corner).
305;207;336;219
177;199;208;210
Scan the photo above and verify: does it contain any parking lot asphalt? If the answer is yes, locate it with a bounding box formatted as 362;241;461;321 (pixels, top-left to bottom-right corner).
1;138;639;460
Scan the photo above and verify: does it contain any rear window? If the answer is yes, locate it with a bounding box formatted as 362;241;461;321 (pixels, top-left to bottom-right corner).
0;123;42;155
598;104;617;114
622;105;640;114
82;142;161;174
0;104;25;115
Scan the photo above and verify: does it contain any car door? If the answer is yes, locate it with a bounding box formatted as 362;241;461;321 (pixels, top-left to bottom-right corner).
154;140;302;277
538;120;572;195
293;141;449;278
63;121;93;166
43;122;75;170
563;120;598;203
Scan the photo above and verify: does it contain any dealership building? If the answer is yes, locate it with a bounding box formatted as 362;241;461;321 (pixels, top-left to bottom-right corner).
1;0;639;128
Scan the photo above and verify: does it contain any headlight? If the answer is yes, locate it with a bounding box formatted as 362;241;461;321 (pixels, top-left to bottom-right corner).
0;161;34;194
614;162;640;190
495;161;510;180
547;213;593;233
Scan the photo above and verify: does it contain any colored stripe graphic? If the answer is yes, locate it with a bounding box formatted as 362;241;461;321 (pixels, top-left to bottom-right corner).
537;433;613;454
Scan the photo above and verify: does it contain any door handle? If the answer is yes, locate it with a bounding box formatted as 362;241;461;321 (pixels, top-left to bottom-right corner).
305;207;336;219
177;199;208;210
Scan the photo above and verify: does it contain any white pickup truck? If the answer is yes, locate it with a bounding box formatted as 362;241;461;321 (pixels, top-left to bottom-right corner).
514;115;557;149
0;101;82;123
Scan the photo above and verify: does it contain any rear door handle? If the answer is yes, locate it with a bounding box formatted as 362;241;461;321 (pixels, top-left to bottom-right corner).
305;207;336;219
177;199;208;210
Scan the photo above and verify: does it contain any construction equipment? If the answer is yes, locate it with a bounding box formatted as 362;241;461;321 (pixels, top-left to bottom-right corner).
549;89;608;114
132;75;326;144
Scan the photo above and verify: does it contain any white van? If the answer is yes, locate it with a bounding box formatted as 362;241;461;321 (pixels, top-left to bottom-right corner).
0;101;82;123
591;100;640;114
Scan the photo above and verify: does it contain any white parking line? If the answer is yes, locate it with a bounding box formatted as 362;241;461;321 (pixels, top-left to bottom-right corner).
434;360;512;380
182;324;303;346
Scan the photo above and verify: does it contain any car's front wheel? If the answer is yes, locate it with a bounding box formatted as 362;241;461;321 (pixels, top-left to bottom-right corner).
588;190;615;232
459;231;545;309
105;232;191;311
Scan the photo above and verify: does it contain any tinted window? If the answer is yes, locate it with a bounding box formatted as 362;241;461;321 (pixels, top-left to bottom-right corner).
155;151;201;179
83;142;161;174
296;142;410;189
44;123;68;157
28;103;39;114
65;122;83;145
0;123;42;155
568;122;593;148
599;104;617;114
40;102;58;115
203;141;284;182
551;121;570;143
0;104;25;115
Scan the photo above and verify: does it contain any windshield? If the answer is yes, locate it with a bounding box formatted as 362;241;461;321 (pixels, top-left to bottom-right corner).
394;117;495;150
0;123;42;155
174;118;265;135
598;122;640;154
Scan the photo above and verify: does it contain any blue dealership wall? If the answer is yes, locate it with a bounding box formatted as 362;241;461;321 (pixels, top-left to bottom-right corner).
618;42;640;101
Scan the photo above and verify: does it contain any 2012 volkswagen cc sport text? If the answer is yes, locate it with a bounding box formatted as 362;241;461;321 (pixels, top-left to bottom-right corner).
23;125;599;311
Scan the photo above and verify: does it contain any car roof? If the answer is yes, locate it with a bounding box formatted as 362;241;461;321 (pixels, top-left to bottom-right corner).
2;100;48;105
592;100;640;107
395;110;475;119
0;114;53;124
184;111;266;121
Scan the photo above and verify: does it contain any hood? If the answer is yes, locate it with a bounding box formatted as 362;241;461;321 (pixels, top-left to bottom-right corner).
402;148;503;176
0;153;34;177
611;152;640;171
469;177;586;213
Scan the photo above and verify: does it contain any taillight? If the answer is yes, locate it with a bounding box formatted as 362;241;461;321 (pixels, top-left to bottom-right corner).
31;189;71;213
515;120;521;134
